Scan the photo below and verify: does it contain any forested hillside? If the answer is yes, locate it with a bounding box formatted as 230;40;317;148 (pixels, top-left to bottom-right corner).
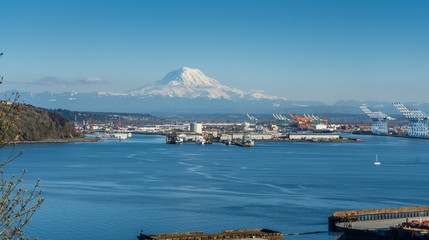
47;108;159;125
6;103;83;141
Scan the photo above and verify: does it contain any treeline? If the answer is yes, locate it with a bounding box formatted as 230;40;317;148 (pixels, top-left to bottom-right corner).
45;108;159;125
5;104;83;141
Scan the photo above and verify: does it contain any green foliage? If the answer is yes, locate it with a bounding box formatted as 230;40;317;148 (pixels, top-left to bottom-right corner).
0;87;43;239
48;108;158;126
5;105;83;142
1;52;43;239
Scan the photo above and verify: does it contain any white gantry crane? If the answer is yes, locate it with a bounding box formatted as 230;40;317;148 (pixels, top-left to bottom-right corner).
359;104;394;135
272;113;290;127
272;113;289;120
393;102;429;138
303;113;323;124
246;113;258;127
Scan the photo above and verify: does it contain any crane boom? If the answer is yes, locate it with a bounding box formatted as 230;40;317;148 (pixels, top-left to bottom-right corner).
360;104;395;120
286;111;296;120
359;104;377;119
280;114;289;120
272;113;279;120
393;102;428;119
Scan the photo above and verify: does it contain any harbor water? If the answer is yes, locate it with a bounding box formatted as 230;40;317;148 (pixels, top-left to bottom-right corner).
3;134;429;240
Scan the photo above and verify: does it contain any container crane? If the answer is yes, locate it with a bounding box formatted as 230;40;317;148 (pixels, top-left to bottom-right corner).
246;113;258;128
393;102;429;137
272;113;290;127
359;104;394;135
286;111;313;129
303;113;328;126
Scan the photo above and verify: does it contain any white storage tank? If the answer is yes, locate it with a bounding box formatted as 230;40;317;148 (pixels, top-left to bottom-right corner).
190;122;203;134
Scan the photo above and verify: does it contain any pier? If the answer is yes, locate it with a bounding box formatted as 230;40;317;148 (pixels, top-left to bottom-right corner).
329;206;429;231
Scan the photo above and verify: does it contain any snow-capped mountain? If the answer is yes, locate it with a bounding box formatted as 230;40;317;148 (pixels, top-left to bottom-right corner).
2;67;294;113
126;67;286;100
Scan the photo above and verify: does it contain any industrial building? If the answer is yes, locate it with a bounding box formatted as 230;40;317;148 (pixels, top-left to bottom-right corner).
230;133;273;140
288;133;339;140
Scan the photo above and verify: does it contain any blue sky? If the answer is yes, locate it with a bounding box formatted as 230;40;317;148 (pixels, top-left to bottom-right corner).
0;0;428;104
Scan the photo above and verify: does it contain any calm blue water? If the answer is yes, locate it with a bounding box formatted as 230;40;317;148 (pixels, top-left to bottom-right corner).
2;134;429;240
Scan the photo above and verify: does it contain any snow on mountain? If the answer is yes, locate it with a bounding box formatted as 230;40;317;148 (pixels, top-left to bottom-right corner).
3;67;292;113
126;67;287;101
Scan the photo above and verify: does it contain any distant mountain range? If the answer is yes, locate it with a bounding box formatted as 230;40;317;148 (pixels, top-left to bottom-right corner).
4;67;429;115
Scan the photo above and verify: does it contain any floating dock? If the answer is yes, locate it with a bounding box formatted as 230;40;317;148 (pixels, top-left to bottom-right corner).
137;229;283;240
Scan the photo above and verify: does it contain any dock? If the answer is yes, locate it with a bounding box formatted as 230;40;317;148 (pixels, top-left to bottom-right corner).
329;206;429;239
329;205;429;231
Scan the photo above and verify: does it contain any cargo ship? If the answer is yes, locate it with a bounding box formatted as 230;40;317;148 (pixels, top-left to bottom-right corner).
137;229;283;240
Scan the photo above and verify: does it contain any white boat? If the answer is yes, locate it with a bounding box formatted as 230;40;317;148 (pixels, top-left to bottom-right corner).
176;134;186;144
374;154;381;165
175;137;184;144
195;136;205;145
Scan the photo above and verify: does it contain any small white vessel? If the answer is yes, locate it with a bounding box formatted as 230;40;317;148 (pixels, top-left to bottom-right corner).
175;134;186;144
374;154;381;165
195;135;205;145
